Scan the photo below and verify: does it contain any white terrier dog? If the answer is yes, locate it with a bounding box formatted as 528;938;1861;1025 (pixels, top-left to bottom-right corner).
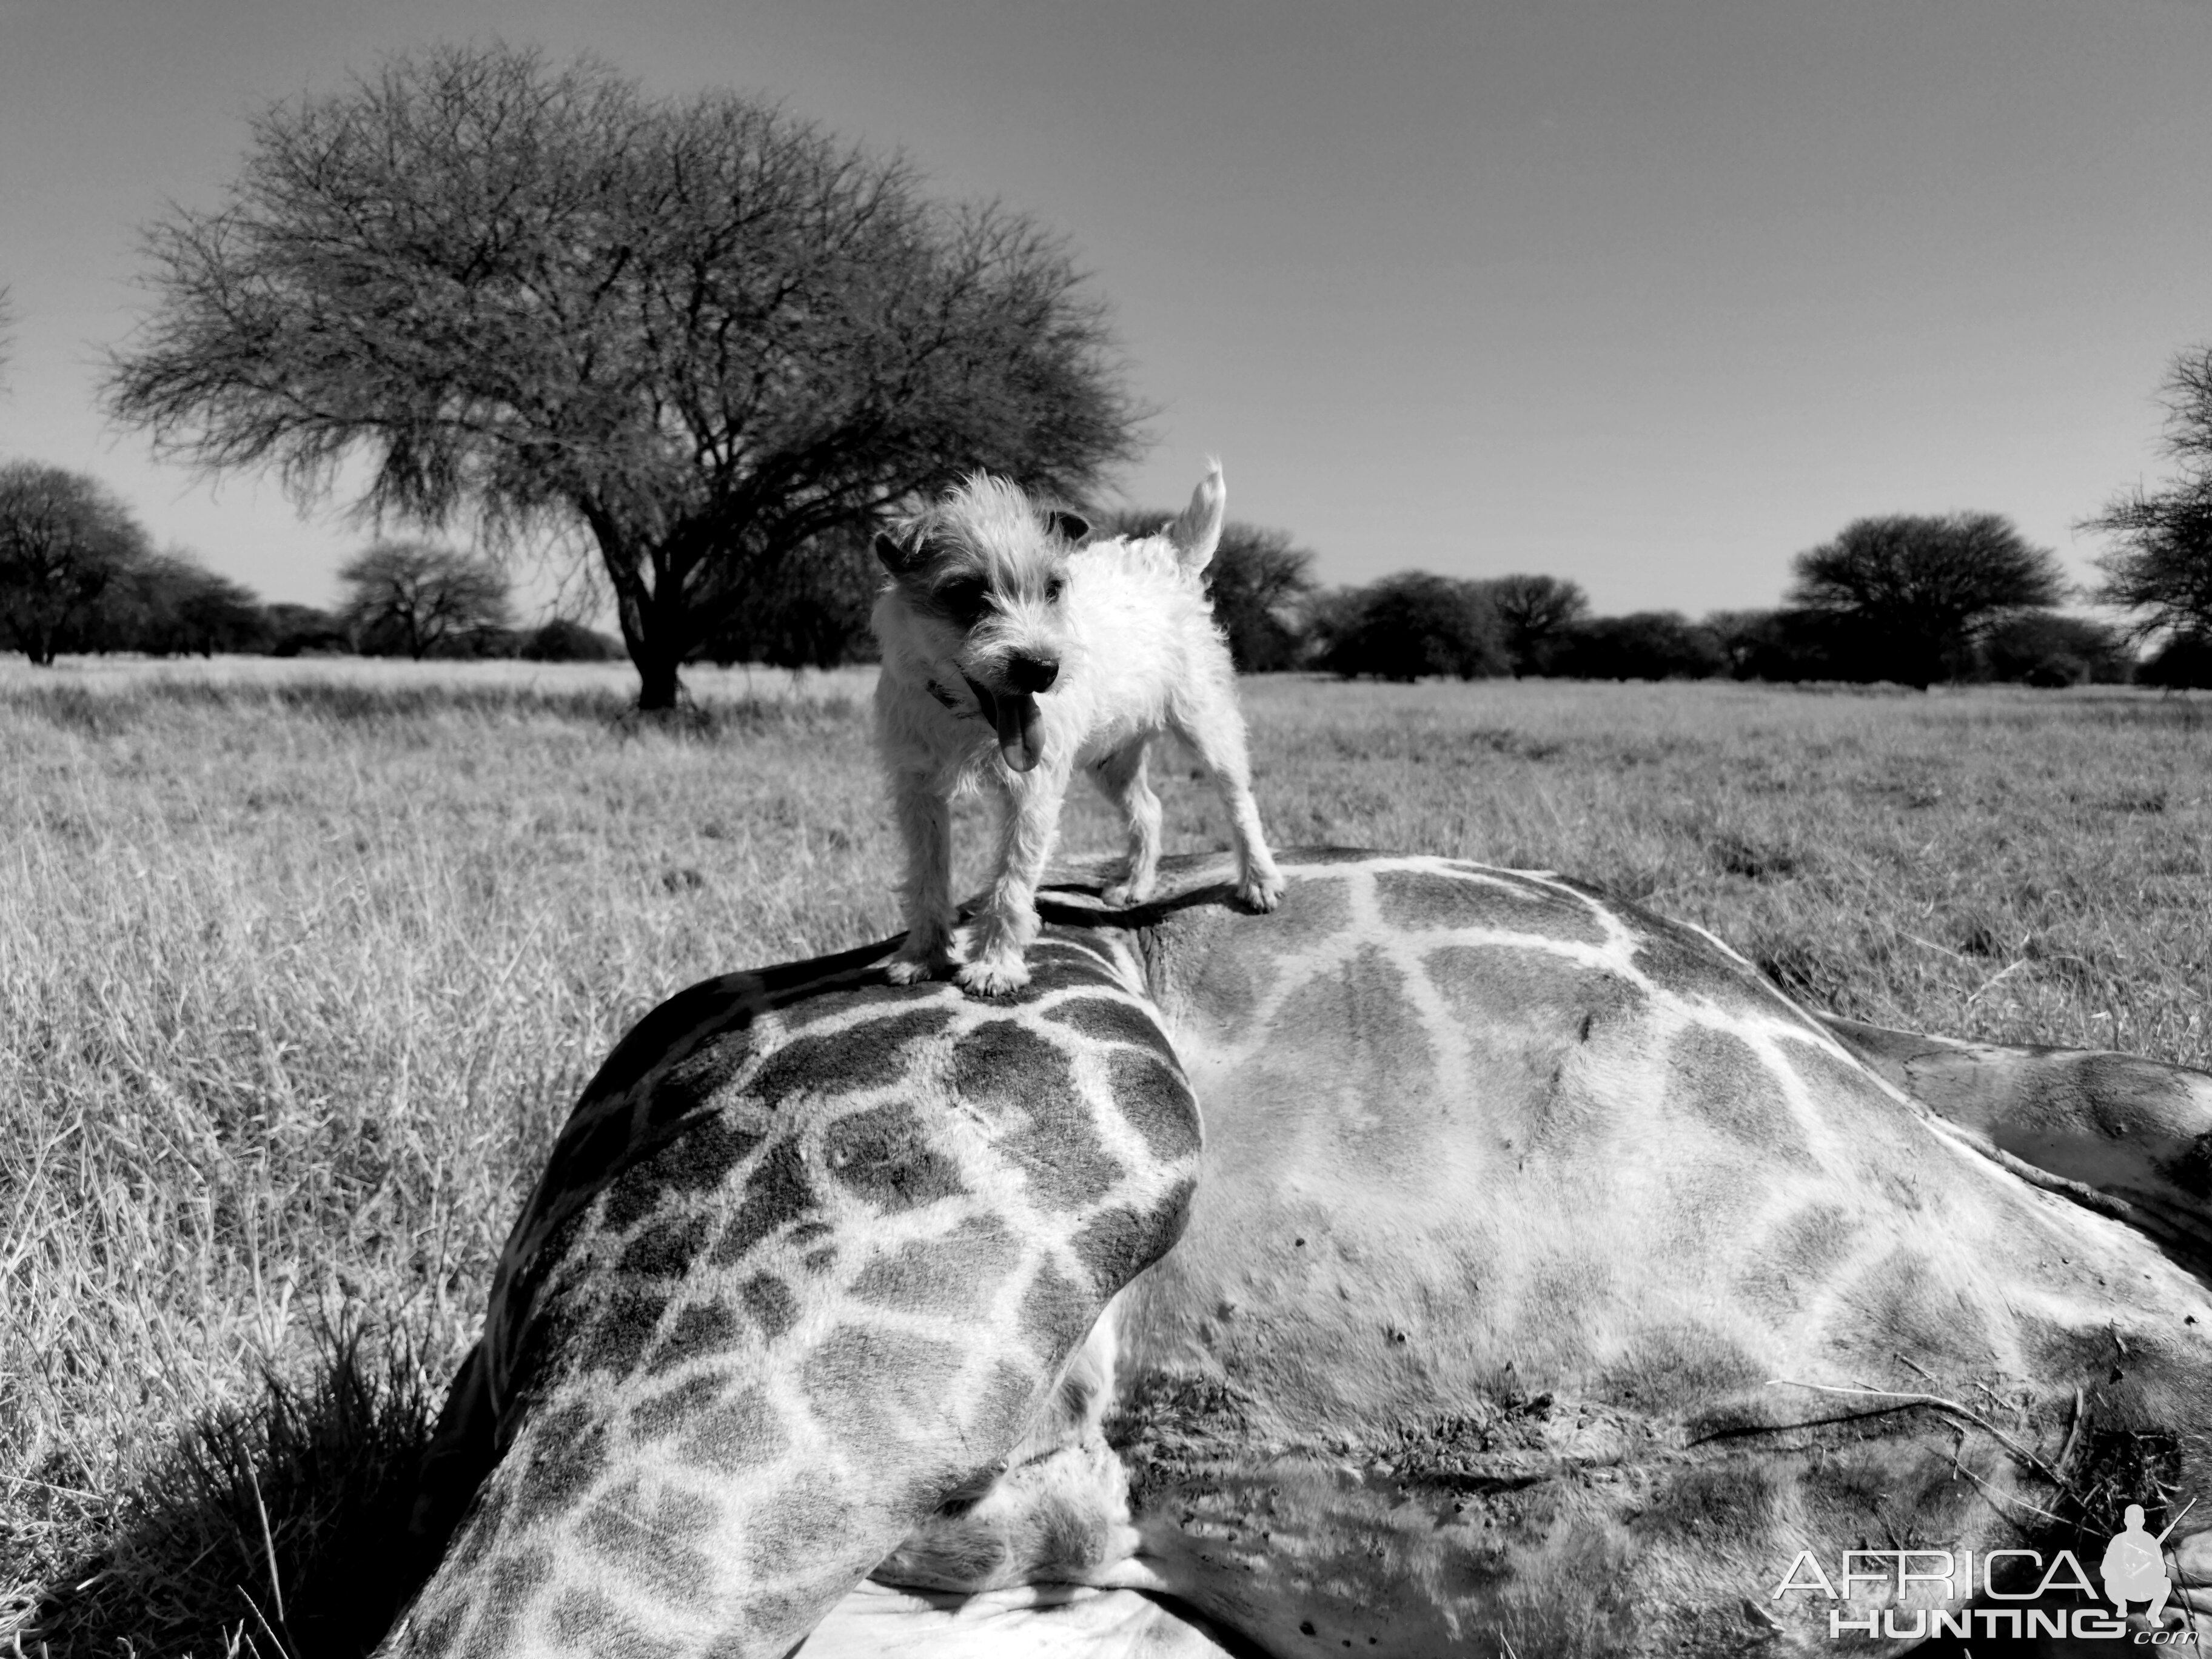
871;460;1284;996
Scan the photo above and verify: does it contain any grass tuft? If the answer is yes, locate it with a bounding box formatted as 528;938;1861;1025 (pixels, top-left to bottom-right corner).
21;1320;435;1659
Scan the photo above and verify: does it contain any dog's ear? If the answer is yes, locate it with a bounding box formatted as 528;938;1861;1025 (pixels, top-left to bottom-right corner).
875;530;924;575
1044;509;1091;545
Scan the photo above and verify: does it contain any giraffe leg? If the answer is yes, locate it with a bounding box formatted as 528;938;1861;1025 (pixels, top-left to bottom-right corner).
389;1369;964;1659
1091;741;1162;908
383;1124;1151;1657
887;769;957;984
874;1299;1166;1595
1823;1014;2212;1275
1167;691;1282;913
957;763;1070;996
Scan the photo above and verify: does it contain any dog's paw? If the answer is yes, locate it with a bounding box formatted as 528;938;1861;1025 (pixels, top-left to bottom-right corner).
955;957;1032;998
1237;873;1285;913
1101;878;1155;908
886;936;955;984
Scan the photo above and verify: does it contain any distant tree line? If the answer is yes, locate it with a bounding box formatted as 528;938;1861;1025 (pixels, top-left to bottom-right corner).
0;460;624;664
1236;511;2188;689
1;457;2194;689
24;288;2212;689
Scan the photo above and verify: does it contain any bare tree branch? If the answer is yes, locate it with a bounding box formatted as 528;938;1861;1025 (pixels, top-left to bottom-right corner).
2083;346;2212;647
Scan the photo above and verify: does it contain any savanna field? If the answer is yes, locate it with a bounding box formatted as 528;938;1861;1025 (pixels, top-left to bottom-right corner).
3;659;2211;1656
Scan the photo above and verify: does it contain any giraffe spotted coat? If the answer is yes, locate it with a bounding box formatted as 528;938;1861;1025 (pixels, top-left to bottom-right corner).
386;851;2212;1658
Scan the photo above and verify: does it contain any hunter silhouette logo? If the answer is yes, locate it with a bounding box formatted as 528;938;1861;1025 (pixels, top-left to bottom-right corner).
2103;1501;2194;1626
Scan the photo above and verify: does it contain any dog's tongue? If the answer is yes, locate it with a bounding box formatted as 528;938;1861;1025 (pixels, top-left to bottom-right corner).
996;690;1043;772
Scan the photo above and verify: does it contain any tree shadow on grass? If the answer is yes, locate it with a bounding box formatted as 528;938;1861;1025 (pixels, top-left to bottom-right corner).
25;1324;443;1659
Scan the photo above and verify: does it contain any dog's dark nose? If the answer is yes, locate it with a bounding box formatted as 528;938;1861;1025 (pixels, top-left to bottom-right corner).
1006;655;1059;694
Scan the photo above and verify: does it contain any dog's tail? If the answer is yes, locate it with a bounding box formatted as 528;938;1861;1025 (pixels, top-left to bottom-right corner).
1165;458;1226;575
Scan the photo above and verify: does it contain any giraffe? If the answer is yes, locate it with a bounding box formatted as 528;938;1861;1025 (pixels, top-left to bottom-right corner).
384;850;2212;1658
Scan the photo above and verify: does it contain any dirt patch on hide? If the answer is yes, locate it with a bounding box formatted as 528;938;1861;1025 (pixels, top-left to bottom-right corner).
1382;1395;1651;1498
1104;1372;1259;1512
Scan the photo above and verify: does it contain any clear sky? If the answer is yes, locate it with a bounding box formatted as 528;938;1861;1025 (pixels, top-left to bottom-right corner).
2;0;2208;617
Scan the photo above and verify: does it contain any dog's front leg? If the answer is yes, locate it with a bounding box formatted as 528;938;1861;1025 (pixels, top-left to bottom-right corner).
887;769;957;984
956;766;1066;997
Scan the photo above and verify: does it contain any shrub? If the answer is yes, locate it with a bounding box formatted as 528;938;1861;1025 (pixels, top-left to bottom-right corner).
520;618;625;662
1708;608;1891;683
264;603;352;657
1202;523;1316;672
1309;573;1506;681
700;529;881;670
101;553;271;656
1548;612;1725;681
2140;634;2212;689
1982;611;2133;686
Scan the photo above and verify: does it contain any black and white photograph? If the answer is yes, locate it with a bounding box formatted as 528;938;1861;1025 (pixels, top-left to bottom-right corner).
5;2;2212;1654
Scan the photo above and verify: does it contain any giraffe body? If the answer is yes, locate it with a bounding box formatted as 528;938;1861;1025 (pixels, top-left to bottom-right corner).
1094;854;2212;1653
390;852;2212;1658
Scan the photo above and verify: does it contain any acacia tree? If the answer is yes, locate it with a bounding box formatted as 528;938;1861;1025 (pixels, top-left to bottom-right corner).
338;541;512;658
104;45;1145;708
1477;574;1590;677
1788;513;2062;687
0;463;152;664
2085;347;2212;645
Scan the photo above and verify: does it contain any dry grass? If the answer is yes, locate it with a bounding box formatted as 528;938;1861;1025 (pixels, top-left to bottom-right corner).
2;659;2208;1655
1243;676;2212;1059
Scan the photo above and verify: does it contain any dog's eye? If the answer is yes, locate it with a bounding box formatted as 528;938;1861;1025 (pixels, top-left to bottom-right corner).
937;578;988;622
1045;578;1063;602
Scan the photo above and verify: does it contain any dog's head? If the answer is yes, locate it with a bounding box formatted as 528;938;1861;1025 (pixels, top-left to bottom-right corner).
874;475;1090;773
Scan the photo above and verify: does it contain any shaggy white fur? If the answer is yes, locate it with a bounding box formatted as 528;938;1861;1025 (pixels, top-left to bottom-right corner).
871;461;1284;996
